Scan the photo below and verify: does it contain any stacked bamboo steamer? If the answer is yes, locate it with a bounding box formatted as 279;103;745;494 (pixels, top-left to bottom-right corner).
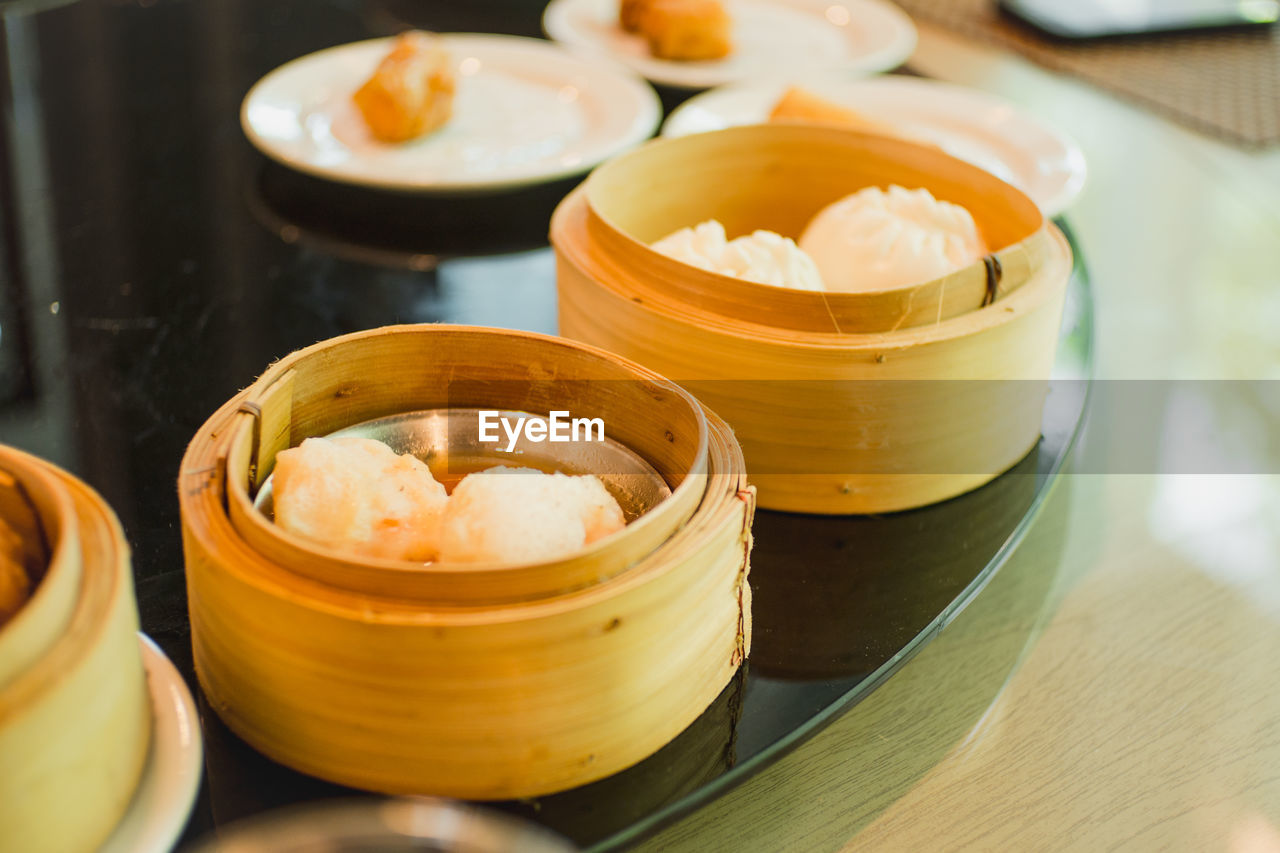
0;445;150;853
180;325;754;799
551;124;1074;514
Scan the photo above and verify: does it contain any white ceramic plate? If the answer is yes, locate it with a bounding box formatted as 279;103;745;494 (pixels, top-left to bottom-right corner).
242;34;661;193
543;0;917;90
662;76;1088;215
98;634;203;853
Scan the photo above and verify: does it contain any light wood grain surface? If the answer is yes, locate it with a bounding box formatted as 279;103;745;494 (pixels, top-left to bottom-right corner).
637;22;1280;853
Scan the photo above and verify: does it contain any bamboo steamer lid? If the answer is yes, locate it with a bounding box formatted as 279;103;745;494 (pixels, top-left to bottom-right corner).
179;325;754;799
550;124;1073;514
0;446;150;853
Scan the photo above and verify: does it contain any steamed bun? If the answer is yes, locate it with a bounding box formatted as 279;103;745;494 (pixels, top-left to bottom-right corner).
652;220;825;291
437;467;626;563
273;436;448;561
799;185;987;292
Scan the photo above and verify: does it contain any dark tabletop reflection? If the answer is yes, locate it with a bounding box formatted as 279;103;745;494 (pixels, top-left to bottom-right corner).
0;0;565;585
750;450;1041;681
366;0;552;40
0;1;1087;850
253;161;579;259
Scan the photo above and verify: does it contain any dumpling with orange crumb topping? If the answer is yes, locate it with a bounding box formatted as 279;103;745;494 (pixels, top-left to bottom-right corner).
272;436;448;561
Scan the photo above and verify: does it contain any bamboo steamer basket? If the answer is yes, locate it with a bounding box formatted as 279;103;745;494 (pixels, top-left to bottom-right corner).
551;124;1073;514
519;667;745;843
179;324;754;799
0;445;150;853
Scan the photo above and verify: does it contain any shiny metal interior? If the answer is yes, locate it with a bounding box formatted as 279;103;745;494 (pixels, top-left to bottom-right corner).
254;408;672;524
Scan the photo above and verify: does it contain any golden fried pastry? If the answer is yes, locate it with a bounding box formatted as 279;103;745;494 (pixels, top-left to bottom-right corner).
770;86;901;136
642;0;732;62
353;31;455;144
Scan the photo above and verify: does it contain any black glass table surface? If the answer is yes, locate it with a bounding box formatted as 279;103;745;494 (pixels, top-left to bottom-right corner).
0;1;1092;849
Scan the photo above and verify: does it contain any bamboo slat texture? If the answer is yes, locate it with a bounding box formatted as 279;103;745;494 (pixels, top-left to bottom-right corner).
0;446;150;853
552;125;1073;514
179;325;754;799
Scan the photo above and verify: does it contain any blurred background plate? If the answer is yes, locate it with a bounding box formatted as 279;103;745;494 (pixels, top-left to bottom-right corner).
663;75;1087;215
99;634;203;853
241;34;660;193
543;0;917;90
186;798;577;852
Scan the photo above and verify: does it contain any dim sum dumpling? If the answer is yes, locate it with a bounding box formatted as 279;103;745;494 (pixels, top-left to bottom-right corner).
437;467;626;564
353;31;455;144
652;220;825;291
798;185;988;292
272;436;448;562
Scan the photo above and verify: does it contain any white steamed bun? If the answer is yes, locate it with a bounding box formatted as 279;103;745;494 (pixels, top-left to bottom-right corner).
652;220;825;291
437;467;625;564
798;185;987;292
273;436;448;561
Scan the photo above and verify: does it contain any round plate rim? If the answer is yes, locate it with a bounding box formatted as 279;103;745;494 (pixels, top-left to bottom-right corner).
240;33;662;194
98;633;203;853
542;0;918;90
661;75;1088;215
